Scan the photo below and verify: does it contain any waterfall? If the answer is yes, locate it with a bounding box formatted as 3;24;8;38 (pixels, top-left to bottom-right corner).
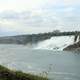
34;36;74;51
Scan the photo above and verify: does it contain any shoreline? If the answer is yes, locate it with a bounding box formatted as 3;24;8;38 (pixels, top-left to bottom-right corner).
63;41;80;51
0;65;48;80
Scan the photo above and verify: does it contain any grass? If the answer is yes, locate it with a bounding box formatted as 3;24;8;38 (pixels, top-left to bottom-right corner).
0;65;48;80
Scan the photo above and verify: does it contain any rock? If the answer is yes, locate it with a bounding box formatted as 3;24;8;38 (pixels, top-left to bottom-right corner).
63;41;80;51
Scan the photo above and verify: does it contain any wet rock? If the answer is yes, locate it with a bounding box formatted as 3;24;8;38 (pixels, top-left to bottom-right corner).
63;41;80;51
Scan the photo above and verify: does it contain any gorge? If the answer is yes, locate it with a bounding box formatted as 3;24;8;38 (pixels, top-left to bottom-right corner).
0;31;80;51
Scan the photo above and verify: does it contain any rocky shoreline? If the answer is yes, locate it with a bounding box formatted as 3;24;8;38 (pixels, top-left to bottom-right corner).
63;41;80;51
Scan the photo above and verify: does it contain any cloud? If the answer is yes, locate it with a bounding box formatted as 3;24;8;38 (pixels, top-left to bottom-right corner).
0;10;63;34
64;0;80;6
0;0;43;11
0;6;80;34
0;0;80;36
0;0;64;12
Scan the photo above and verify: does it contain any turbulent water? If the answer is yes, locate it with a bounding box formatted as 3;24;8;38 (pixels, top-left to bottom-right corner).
34;36;74;50
0;44;80;80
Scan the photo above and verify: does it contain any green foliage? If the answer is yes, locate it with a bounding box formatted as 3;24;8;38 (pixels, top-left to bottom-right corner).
0;65;48;80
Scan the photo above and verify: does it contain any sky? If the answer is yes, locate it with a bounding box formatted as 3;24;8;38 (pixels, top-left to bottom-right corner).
0;0;80;36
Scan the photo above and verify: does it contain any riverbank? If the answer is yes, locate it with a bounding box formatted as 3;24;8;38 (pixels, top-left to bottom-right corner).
0;65;48;80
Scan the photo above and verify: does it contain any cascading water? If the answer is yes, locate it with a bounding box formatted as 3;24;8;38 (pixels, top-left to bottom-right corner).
34;36;74;51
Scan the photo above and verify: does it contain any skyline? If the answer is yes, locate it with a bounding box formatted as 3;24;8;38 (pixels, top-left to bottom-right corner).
0;0;80;36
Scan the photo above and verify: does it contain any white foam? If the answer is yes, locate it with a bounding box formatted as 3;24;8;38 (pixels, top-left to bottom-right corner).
34;36;74;51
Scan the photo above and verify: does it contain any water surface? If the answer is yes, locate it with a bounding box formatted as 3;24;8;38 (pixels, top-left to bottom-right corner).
0;44;80;80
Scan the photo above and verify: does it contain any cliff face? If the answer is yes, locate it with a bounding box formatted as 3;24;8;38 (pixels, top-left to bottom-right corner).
63;33;80;51
0;31;80;46
0;34;52;45
63;41;80;51
0;35;31;44
0;31;75;45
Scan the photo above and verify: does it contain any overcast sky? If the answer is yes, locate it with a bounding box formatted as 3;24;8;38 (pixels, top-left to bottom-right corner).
0;0;80;36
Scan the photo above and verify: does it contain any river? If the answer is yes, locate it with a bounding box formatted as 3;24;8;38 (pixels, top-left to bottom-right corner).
0;44;80;80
